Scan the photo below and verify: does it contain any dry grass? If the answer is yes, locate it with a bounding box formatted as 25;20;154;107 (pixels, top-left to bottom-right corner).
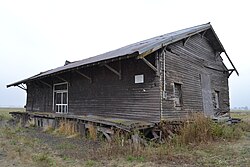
175;113;249;145
88;123;97;141
231;111;250;122
0;126;68;167
42;125;54;133
0;121;249;166
86;113;250;165
178;113;214;144
1;109;250;166
57;119;78;136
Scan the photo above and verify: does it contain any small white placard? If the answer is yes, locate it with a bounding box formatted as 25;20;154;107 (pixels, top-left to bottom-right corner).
135;74;144;83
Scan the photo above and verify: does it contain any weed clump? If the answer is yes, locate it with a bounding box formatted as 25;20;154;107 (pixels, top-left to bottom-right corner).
32;153;56;166
88;124;97;141
58;119;77;136
176;113;247;145
43;125;54;133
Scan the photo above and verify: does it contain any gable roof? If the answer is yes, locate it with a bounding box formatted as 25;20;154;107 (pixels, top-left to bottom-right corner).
7;23;238;88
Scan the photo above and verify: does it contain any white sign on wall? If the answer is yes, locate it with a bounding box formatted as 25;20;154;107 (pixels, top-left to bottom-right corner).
135;74;144;83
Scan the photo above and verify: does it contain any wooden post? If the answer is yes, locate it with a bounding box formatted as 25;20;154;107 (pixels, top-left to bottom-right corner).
78;123;86;137
21;113;29;127
53;118;59;129
131;133;140;150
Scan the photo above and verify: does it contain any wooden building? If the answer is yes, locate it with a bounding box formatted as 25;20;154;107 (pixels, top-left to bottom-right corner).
8;23;238;123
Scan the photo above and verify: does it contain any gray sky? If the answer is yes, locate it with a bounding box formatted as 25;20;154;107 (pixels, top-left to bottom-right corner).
0;0;249;108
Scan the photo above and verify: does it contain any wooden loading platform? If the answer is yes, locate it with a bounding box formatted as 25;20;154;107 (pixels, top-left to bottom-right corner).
9;111;161;141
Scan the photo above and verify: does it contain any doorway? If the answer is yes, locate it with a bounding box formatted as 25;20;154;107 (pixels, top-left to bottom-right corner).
53;82;68;113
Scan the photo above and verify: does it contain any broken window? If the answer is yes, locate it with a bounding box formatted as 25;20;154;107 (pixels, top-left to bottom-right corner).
174;83;183;107
213;91;220;109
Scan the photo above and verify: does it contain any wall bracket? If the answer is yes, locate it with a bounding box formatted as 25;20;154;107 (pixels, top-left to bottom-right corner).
228;69;235;78
141;57;158;72
17;84;27;91
39;80;52;88
55;76;68;83
104;64;121;80
75;70;92;83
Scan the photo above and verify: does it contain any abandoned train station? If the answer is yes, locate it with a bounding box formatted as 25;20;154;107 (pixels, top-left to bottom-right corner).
7;23;238;137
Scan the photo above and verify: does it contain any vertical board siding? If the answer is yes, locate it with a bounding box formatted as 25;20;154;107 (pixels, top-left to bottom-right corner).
26;55;161;122
162;34;229;119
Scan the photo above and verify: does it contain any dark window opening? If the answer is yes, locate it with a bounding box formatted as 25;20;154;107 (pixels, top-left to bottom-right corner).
174;83;183;107
213;91;220;109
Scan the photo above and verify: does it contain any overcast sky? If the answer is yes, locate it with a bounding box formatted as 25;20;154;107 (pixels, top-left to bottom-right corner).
0;0;249;108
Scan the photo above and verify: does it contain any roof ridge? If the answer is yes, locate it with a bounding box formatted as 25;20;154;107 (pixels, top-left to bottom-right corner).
7;23;216;87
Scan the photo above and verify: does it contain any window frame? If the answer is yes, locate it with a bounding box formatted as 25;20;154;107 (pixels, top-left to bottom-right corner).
173;82;183;107
53;82;68;114
213;90;220;109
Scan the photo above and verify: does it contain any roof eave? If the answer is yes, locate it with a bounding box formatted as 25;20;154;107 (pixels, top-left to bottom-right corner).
209;26;239;76
7;52;139;88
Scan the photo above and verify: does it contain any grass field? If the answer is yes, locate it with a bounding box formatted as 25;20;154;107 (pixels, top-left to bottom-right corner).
231;110;250;122
0;108;250;167
0;108;25;120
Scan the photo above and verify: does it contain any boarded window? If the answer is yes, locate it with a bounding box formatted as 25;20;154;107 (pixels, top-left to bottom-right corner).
213;91;220;109
174;83;182;107
135;74;144;84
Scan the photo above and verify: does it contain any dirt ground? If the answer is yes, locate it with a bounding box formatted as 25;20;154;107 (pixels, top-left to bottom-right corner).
0;112;250;167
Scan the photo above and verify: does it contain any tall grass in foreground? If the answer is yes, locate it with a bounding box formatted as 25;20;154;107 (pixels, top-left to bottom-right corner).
35;113;250;163
178;113;250;144
87;113;250;161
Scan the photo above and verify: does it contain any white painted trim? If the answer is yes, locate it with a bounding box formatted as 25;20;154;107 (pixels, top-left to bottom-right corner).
163;50;166;99
54;82;68;86
53;82;68;114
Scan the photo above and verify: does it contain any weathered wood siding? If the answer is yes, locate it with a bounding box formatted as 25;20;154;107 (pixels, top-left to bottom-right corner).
26;54;161;122
26;32;230;122
26;82;53;112
161;34;229;119
69;56;160;122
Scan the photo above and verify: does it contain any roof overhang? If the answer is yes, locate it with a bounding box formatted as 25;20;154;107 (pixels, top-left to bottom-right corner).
7;23;238;88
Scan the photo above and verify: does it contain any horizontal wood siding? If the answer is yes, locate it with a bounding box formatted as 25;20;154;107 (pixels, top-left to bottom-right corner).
162;34;229;119
25;32;230;122
26;83;53;112
69;56;160;122
209;69;230;115
26;54;161;122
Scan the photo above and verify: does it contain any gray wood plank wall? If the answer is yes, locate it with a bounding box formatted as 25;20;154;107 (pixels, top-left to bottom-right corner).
25;32;230;122
26;55;161;122
161;34;229;119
